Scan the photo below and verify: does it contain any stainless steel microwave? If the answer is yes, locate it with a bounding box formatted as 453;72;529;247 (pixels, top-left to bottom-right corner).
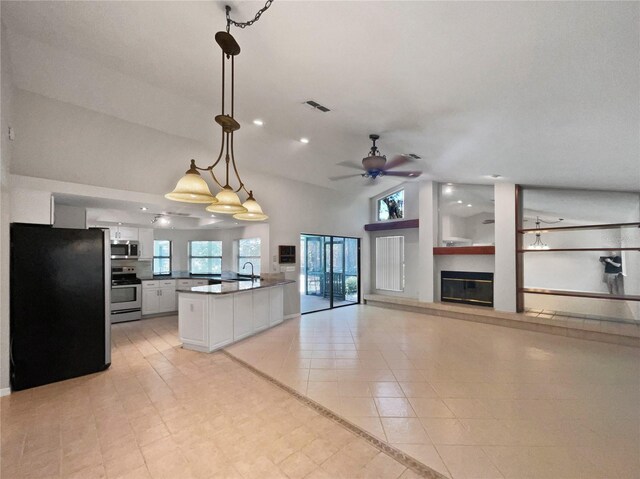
110;241;139;259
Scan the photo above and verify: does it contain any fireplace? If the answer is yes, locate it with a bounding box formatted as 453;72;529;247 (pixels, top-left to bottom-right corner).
441;271;494;307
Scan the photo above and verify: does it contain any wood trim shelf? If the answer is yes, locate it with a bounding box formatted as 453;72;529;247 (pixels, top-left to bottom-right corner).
434;246;495;255
518;222;640;234
364;219;419;231
518;247;640;253
520;287;640;302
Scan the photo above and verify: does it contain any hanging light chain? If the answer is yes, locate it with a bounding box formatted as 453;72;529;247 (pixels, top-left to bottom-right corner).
226;1;274;33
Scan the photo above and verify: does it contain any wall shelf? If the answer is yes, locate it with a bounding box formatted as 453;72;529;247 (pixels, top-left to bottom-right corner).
364;219;419;232
434;246;495;255
520;287;640;302
518;222;640;234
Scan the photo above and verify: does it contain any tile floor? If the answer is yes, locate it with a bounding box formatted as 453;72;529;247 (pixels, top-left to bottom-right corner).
1;315;421;479
226;305;640;479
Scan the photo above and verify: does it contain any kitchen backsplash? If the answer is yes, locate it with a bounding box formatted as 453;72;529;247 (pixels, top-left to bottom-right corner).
111;259;152;278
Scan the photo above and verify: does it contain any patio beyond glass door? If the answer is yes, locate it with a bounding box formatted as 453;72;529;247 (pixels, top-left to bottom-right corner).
300;234;359;314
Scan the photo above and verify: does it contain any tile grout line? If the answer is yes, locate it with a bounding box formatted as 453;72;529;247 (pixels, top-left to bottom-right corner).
222;349;449;479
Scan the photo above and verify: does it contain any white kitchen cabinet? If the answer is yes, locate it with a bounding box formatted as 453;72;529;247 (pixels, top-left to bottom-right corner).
159;281;176;312
252;289;270;332
179;295;209;350
109;226;139;240
142;288;160;315
209;295;234;350
138;228;154;260
233;291;253;340
269;286;284;326
11;189;54;225
142;280;177;315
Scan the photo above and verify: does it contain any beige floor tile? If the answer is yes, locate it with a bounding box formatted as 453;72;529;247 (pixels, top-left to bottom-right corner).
393;444;450;477
374;398;417;418
339;397;379;417
381;418;431;444
436;445;504;479
369;381;405;398
345;416;387;441
338;381;372;397
278;451;318;478
408;397;455;418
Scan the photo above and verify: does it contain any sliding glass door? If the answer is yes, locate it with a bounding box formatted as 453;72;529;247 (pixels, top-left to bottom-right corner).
300;234;360;314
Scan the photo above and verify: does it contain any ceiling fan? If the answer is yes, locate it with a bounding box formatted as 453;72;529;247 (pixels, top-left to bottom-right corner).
330;134;422;182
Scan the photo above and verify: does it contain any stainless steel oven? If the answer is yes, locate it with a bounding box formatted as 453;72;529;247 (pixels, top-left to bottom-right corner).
111;266;142;323
110;241;139;260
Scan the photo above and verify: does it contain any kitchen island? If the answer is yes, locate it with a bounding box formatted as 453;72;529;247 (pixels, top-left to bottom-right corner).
177;278;294;353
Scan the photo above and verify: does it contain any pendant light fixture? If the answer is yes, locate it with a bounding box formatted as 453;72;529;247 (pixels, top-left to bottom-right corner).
165;4;273;222
528;216;564;250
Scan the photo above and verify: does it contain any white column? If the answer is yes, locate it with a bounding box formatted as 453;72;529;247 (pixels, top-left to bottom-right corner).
494;183;517;312
418;181;437;303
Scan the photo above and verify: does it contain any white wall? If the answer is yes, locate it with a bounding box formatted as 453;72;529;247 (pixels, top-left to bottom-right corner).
53;204;86;229
0;22;14;393
493;183;517;312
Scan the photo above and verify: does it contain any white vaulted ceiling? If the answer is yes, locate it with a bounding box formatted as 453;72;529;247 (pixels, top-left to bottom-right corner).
2;1;639;194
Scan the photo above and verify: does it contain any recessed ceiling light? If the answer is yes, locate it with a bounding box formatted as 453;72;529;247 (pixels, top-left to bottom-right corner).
299;137;309;144
253;119;264;126
457;200;463;204
444;186;453;195
210;214;216;218
490;174;502;179
467;204;472;207
446;183;453;186
117;222;122;225
140;207;148;211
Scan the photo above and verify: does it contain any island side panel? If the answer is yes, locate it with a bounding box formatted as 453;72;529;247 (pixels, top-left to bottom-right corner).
209;294;234;350
269;286;284;326
233;290;253;341
178;293;210;352
252;288;270;333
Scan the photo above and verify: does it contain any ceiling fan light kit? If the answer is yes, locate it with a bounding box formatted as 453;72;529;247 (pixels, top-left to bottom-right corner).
165;4;272;222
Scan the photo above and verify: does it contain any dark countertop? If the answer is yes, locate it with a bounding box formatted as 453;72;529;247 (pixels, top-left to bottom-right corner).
177;279;295;295
138;271;256;281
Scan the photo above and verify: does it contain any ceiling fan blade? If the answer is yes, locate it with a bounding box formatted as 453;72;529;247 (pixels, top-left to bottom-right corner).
329;173;363;181
383;154;411;170
336;161;365;171
383;171;422;178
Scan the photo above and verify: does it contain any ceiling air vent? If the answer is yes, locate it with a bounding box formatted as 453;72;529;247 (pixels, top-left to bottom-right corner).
407;154;421;159
305;100;331;112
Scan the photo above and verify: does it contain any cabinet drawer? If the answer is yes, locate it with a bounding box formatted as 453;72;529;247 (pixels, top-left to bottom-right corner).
177;280;192;287
160;280;176;287
142;281;159;288
193;280;209;286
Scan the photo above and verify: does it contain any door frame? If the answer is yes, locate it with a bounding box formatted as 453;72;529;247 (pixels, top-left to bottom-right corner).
300;233;361;314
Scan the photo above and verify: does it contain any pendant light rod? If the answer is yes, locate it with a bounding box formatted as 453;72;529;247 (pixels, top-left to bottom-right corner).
165;6;270;221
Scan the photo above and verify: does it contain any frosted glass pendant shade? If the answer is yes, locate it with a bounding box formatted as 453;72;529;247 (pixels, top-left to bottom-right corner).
206;186;248;214
233;193;268;221
165;160;216;204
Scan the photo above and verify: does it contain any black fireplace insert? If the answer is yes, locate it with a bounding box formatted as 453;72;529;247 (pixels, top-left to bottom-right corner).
441;271;494;307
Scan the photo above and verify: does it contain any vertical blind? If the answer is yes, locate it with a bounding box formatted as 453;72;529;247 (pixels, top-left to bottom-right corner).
376;236;404;291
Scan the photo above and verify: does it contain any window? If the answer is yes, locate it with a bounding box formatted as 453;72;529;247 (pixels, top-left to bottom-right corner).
189;241;222;274
378;189;404;221
238;238;261;275
375;236;404;291
153;240;171;275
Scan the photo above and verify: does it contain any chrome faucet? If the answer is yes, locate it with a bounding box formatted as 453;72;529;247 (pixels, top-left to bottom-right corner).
242;261;256;281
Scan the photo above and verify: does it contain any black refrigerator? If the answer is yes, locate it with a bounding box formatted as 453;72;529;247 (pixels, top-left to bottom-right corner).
10;223;111;391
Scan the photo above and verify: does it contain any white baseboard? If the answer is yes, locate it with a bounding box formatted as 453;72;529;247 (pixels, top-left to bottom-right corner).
284;313;300;320
0;387;11;397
